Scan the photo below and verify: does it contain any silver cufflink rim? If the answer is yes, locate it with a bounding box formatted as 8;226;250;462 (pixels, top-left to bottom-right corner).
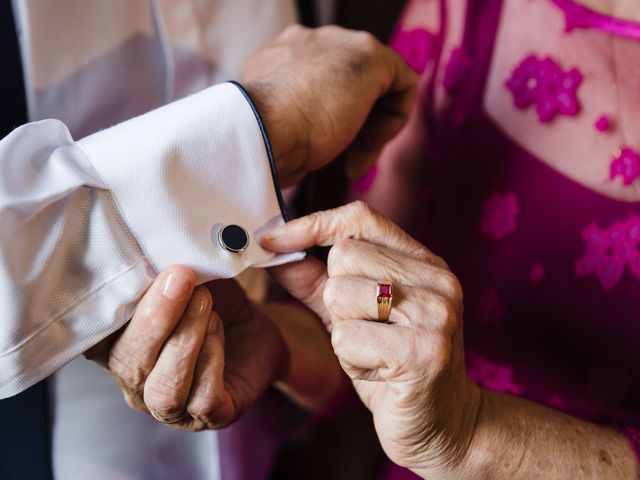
218;224;250;254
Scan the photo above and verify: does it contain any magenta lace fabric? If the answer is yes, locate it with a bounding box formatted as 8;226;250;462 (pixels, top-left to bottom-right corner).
378;0;640;477
552;0;640;40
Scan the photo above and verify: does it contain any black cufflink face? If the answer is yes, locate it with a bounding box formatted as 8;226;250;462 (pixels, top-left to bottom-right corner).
218;224;249;253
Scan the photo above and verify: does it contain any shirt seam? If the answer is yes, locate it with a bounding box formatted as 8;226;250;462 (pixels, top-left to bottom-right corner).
0;256;148;358
227;81;291;222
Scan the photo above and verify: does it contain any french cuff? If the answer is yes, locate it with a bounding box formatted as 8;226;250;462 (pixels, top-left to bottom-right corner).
78;82;304;283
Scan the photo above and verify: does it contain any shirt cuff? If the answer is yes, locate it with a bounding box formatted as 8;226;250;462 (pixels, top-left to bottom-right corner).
78;82;304;283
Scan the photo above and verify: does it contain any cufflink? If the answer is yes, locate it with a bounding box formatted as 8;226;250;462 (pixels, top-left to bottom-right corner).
218;224;250;253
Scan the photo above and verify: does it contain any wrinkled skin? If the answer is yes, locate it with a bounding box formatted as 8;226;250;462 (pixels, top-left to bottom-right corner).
262;201;483;475
85;273;286;431
241;24;417;185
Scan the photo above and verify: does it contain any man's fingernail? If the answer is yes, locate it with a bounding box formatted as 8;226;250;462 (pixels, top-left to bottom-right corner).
161;272;190;300
186;289;210;317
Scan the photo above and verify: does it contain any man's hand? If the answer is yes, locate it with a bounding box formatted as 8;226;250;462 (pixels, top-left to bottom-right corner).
84;266;287;431
241;24;417;185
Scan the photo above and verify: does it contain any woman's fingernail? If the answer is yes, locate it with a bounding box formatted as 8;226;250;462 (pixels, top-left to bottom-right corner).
263;227;285;242
161;272;190;300
186;289;210;317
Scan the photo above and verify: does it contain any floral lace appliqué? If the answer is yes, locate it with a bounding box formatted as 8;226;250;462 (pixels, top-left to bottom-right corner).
610;147;640;186
481;191;519;240
390;28;436;74
575;216;640;290
506;54;583;123
466;351;524;395
351;163;379;193
595;114;611;132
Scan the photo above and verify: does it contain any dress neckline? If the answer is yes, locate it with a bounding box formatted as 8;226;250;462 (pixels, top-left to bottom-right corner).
550;0;640;40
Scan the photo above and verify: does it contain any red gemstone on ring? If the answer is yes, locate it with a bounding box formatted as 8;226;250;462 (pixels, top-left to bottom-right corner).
377;283;392;298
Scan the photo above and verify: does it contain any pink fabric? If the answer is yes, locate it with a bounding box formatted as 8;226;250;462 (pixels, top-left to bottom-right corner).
390;28;437;74
610;148;640;186
551;0;640;40
595;114;611;132
505;54;583;122
375;0;640;475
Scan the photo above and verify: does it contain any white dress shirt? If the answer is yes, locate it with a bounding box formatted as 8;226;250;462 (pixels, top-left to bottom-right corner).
2;2;321;478
1;0;303;400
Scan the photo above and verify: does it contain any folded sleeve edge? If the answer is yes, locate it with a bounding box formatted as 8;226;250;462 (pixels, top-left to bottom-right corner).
228;81;291;222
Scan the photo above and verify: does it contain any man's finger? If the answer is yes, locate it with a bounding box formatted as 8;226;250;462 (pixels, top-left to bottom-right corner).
144;286;211;423
108;266;195;395
261;201;426;256
187;311;235;429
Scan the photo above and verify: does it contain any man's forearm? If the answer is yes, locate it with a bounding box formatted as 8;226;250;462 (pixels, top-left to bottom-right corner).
445;390;638;479
261;303;344;412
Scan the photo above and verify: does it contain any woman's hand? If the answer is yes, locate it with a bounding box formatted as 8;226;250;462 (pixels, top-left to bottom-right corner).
261;201;483;476
84;267;287;431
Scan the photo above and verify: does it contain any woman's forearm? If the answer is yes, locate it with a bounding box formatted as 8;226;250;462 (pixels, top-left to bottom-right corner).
444;390;638;479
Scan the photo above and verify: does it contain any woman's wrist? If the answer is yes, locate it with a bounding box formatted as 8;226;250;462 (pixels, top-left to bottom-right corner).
452;389;510;479
410;382;489;479
444;389;640;479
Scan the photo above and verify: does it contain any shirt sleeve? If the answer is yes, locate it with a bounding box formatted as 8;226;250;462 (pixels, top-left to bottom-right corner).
0;81;304;398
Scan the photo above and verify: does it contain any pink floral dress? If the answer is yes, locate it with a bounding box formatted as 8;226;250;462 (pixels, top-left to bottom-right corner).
351;0;640;477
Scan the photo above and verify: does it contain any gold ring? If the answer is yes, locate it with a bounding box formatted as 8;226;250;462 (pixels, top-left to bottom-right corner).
376;281;393;322
150;409;188;425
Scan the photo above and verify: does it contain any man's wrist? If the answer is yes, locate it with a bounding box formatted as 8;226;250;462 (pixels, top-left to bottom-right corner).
240;80;307;186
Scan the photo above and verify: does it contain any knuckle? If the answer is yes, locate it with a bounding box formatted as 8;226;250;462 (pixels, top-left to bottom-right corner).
441;271;463;300
348;201;377;231
187;393;225;420
144;378;187;419
109;350;146;391
350;200;372;218
318;24;341;37
352;30;379;52
282;23;305;37
327;238;352;274
322;276;341;310
428;293;457;333
330;323;346;354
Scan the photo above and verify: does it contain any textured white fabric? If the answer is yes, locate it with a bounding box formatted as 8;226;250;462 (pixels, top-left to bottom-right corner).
5;1;301;479
52;357;221;480
0;120;153;398
1;8;301;400
79;82;304;284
